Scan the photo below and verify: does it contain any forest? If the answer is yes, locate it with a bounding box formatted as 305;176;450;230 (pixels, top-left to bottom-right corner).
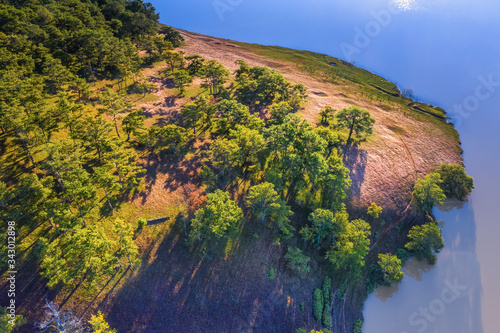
0;0;474;332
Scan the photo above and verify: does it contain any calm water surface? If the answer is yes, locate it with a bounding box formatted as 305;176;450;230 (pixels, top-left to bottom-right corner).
151;1;500;331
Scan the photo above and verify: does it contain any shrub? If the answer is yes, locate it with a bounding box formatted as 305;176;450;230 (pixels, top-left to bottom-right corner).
322;303;332;327
322;276;332;304
267;267;275;280
434;163;474;200
137;218;147;230
285;247;311;275
396;248;409;264
353;319;363;333
405;221;444;264
313;288;324;322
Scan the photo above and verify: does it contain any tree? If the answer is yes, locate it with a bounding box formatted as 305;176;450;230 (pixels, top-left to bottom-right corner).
300;208;348;247
405;221;444;264
36;300;81;333
377;253;404;284
326;219;371;280
201;60;230;95
163;51;185;74
72;115;113;160
172;69;192;96
434;163;474;200
189;190;242;241
40;224;115;288
246;182;279;223
98;87;134;138
113;219;139;268
122;109;146;141
367;202;383;219
413;173;446;213
92;166;121;213
335;106;375;144
0;306;25;332
269;102;293;125
88;311;116;333
185;54;205;76
214;99;263;136
159;26;184;47
313;288;323;322
319;105;335;125
284;247;310;275
64;165;98;227
103;139;144;193
228;125;266;169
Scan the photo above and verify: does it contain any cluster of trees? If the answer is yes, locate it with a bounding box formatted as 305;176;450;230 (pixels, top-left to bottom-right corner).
0;0;150;297
413;163;474;213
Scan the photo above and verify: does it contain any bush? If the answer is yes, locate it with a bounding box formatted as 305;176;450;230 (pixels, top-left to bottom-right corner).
353;319;363;333
285;247;311;275
137;218;147;230
313;288;324;322
434;163;474;200
322;276;332;304
300;302;305;312
405;221;444;264
322;303;332;327
267;267;275;280
396;248;409;264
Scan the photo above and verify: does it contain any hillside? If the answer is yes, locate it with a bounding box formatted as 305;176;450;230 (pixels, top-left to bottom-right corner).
0;6;466;332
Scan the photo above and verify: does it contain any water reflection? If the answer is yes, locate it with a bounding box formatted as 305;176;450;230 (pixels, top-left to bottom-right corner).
364;201;483;333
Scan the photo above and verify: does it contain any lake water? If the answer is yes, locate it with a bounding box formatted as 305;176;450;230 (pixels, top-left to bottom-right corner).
150;0;500;331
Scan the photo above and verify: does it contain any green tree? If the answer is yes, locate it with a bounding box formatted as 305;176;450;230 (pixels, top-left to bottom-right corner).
319;105;335;125
163;51;185;74
113;219;139;268
412;173;446;213
367;202;383;219
335;106;375;144
189;190;242;241
89;311;116;333
159;26;184;47
40;224;115;288
301;208;348;247
98;87;135;138
72;115;113;160
313;288;324;322
246;182;279;223
284;247;310;275
185;54;205;76
377;253;404;284
269;102;293;125
172;69;192;96
215;99;263;136
201;60;230;95
92;166;121;213
0;306;25;332
326;219;371;280
434;163;474;200
405;221;444;264
122;109;146;141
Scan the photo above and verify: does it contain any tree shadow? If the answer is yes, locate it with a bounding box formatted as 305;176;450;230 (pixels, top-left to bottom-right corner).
342;143;368;199
103;214;298;333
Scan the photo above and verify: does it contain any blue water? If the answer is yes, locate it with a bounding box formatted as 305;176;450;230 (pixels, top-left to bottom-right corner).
151;0;500;331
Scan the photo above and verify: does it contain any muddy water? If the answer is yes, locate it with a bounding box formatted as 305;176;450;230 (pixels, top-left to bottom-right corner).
152;0;500;331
